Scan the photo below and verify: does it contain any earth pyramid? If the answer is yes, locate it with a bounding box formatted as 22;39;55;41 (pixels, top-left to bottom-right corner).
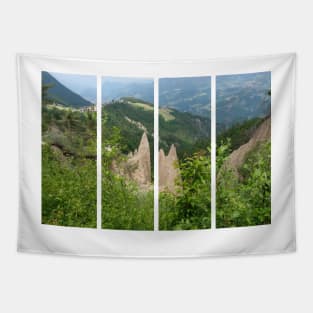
127;132;151;187
159;144;181;193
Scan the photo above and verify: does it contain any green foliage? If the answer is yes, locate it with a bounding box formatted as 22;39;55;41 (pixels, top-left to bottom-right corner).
217;117;264;152
103;98;210;159
216;140;271;227
42;95;270;231
159;109;210;158
42;105;97;227
42;102;154;230
102;171;154;230
42;145;97;227
101;110;154;230
160;138;271;230
159;148;211;230
42;83;53;105
42;106;97;158
103;101;154;155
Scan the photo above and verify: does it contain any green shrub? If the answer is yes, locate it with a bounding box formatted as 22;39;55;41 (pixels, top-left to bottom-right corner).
42;145;97;227
159;148;211;230
216;140;271;227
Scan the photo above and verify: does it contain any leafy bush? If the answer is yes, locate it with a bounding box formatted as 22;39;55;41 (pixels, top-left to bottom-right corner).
42;103;154;230
42;105;97;227
216;140;271;227
102;171;154;230
160;138;271;230
159;148;211;230
42;145;97;227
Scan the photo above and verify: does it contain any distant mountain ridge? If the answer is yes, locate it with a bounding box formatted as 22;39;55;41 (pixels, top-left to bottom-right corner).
216;72;271;128
103;98;211;158
42;72;92;108
102;78;154;104
159;77;211;116
43;72;270;131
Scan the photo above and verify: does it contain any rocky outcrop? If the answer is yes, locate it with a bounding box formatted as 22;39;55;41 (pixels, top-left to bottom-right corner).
127;132;151;188
111;132;151;190
222;116;271;178
111;131;181;193
159;144;181;193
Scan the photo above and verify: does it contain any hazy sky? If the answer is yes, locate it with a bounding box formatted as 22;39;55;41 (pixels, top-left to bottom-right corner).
50;73;153;103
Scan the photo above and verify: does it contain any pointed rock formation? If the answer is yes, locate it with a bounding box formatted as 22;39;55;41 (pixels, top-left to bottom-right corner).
159;148;166;190
127;132;151;187
110;132;152;190
159;144;181;193
111;131;182;193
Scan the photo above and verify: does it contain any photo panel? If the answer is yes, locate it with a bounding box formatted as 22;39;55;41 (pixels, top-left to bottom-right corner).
41;72;97;227
158;76;211;230
101;77;154;230
216;72;271;228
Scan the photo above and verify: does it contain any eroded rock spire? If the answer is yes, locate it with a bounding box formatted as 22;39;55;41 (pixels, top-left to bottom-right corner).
159;144;181;193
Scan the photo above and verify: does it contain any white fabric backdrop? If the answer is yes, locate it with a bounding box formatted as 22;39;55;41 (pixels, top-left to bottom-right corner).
17;53;296;257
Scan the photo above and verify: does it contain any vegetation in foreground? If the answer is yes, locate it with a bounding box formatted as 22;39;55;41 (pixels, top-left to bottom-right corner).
101;109;154;230
216;139;271;228
159;118;271;230
42;145;97;227
42;104;97;227
159;148;211;230
42;85;270;230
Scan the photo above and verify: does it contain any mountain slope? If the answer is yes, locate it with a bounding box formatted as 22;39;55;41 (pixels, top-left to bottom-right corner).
42;71;92;107
216;72;271;128
159;107;210;157
159;77;211;117
217;117;265;152
103;97;211;158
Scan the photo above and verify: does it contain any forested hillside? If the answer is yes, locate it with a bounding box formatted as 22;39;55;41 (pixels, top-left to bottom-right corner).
217;117;265;152
104;97;211;159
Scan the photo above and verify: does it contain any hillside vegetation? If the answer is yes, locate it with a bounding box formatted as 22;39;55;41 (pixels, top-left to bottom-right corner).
216;139;271;228
41;76;270;231
101;125;154;230
104;97;211;159
160;117;271;230
42;104;97;227
217;117;265;152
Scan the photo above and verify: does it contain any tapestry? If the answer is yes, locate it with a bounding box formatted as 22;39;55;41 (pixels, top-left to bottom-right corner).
17;53;296;257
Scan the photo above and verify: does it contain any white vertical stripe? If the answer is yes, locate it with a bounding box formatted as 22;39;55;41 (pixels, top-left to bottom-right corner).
96;75;102;229
154;78;159;231
211;75;216;229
